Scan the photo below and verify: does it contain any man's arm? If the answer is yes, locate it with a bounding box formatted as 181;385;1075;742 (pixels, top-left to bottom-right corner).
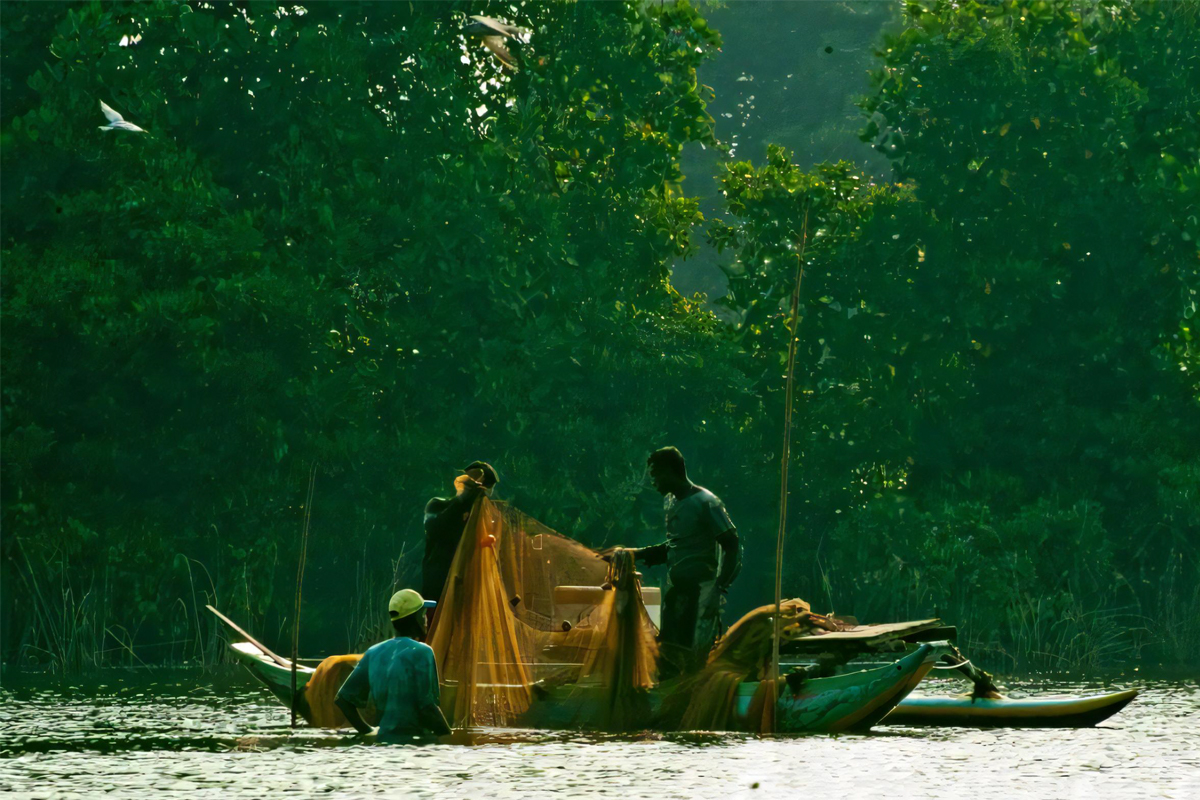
423;497;450;527
418;648;452;736
424;483;484;530
633;542;669;567
335;659;375;735
716;528;742;590
425;489;473;524
708;497;741;590
419;703;453;737
335;696;375;735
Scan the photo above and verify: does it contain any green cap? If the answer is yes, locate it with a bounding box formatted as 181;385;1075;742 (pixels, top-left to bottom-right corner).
388;589;426;620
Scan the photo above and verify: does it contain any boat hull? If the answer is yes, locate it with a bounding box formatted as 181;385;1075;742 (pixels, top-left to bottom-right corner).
746;643;937;733
220;614;1136;732
226;638;936;734
883;689;1138;728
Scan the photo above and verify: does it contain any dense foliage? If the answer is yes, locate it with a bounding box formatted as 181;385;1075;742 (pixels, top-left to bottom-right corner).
843;0;1200;666
2;0;1196;671
2;0;749;665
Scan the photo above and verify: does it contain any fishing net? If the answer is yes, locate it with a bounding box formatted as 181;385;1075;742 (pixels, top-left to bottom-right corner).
575;548;659;729
659;598;844;732
427;496;659;729
301;654;379;727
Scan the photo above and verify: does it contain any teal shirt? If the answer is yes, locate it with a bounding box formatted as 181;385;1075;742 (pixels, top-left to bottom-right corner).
336;636;442;740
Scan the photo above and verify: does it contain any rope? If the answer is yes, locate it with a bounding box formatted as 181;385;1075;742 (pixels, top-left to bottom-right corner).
933;658;973;670
770;210;810;731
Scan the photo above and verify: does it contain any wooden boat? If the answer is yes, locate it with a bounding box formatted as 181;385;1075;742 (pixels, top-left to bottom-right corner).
212;606;1137;732
780;617;1137;729
210;606;939;734
755;645;939;733
884;689;1138;728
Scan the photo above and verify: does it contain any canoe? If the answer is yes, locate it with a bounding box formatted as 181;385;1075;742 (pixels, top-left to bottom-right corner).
215;609;939;734
521;643;940;734
883;689;1138;728
756;643;938;733
228;641;314;702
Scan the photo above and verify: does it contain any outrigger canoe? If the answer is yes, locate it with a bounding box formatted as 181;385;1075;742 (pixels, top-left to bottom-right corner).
885;689;1138;728
210;606;1136;732
779;616;1137;729
210;606;941;734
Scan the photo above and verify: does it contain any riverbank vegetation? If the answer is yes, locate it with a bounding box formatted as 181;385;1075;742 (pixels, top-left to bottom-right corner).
3;0;1196;672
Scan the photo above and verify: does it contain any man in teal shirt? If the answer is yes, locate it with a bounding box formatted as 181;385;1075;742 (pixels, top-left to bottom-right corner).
335;589;452;742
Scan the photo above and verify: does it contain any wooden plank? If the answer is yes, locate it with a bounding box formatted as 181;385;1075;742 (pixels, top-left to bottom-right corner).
811;619;942;641
206;604;292;669
786;619;944;653
900;625;957;644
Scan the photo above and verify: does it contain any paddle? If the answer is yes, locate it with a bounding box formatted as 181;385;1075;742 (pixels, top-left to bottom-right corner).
206;604;292;669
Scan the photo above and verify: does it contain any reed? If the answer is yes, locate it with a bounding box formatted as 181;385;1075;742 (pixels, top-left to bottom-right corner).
13;542;102;672
1156;550;1200;665
344;537;411;653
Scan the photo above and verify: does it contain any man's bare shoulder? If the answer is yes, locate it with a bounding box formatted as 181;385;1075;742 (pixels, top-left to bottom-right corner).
690;486;723;506
693;486;735;531
424;496;453;516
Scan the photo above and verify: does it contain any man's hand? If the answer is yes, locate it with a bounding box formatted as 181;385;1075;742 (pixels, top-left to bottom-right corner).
597;546;629;564
335;696;375;735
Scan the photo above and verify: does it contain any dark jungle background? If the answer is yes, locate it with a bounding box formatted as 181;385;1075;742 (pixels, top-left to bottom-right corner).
2;0;1197;674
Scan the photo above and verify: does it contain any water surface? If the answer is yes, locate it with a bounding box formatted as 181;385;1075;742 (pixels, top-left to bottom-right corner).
2;671;1196;799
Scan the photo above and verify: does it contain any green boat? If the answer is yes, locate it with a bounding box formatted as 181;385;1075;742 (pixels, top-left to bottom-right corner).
211;602;1137;732
885;689;1139;728
210;605;941;734
776;616;1138;729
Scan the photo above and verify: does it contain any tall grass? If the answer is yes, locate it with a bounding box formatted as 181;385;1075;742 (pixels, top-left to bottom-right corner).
344;539;415;653
13;545;104;672
815;534;1193;672
11;538;228;672
1157;549;1200;665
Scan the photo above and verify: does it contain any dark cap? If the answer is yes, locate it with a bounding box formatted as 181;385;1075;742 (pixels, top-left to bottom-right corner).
461;461;499;488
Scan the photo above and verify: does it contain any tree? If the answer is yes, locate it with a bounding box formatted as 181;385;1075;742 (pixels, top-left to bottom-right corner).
847;0;1199;664
1;0;747;666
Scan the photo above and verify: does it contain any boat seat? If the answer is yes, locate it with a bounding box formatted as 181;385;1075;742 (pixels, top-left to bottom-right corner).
554;584;661;627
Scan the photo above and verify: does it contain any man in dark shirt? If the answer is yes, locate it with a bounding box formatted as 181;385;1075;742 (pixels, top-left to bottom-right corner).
421;461;499;602
627;447;742;675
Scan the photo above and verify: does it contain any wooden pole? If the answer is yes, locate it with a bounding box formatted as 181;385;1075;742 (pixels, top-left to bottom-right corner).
291;462;317;728
770;211;809;731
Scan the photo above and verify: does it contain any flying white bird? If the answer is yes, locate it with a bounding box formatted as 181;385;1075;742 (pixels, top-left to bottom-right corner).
463;15;528;73
98;100;145;133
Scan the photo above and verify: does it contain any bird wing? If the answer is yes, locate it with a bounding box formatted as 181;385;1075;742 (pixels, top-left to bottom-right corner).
469;15;527;38
482;36;516;71
99;100;125;124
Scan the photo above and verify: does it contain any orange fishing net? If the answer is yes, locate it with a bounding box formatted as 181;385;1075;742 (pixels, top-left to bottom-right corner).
577;548;659;729
301;654;378;727
660;599;844;732
427;496;659;729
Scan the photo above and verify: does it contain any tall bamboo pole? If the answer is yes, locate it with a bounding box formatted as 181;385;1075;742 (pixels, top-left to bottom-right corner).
770;211;809;731
291;462;317;728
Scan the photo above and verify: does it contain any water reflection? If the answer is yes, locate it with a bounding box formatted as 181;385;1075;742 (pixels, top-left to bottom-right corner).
1;671;1197;798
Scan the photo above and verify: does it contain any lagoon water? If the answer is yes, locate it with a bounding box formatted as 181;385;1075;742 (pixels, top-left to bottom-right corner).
1;672;1196;799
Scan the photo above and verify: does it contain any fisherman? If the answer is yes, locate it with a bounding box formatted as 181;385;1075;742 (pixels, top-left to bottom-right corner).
421;461;499;602
335;588;452;742
622;447;742;676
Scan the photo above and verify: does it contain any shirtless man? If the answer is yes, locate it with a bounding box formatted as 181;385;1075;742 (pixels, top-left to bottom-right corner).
629;447;742;675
